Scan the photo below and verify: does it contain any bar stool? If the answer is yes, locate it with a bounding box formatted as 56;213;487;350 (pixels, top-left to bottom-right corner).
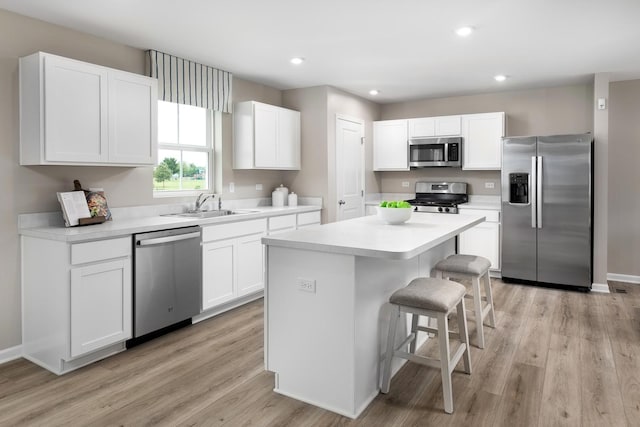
435;254;496;349
380;277;471;414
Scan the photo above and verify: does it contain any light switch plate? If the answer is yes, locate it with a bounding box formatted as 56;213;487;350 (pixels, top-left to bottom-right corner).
229;182;235;193
598;97;606;110
485;182;495;189
256;184;263;191
401;181;410;188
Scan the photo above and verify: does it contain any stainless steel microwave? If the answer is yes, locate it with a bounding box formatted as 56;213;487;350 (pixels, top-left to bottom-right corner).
408;137;462;168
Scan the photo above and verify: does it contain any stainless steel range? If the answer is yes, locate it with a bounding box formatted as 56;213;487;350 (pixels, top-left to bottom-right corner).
405;182;468;213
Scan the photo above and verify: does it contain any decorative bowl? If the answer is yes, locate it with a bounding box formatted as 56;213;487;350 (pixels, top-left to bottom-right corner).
377;206;413;224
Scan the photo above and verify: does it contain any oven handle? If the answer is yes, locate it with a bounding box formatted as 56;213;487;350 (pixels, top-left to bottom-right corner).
136;232;201;247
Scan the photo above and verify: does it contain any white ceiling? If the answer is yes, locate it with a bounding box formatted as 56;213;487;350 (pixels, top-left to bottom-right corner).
2;0;640;103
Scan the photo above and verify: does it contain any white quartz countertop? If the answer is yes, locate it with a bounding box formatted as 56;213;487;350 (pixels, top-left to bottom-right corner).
19;205;321;243
262;212;484;260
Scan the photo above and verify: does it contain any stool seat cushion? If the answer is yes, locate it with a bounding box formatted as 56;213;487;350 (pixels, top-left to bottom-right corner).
390;278;466;313
435;254;491;276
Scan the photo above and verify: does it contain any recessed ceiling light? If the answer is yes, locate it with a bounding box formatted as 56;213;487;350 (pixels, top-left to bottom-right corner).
494;74;507;82
290;57;305;65
369;89;380;96
455;26;474;37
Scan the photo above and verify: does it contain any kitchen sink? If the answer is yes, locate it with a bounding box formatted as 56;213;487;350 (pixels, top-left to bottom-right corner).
162;209;261;218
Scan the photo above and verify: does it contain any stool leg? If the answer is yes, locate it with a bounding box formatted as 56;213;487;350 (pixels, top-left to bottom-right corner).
483;272;496;328
409;313;419;353
456;298;472;375
381;305;400;394
437;312;454;414
472;276;485;349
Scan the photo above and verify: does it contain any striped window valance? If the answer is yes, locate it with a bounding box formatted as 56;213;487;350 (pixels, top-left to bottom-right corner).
146;50;232;113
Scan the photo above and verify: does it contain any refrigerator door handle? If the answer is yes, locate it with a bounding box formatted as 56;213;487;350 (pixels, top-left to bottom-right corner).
531;156;537;228
537;156;543;229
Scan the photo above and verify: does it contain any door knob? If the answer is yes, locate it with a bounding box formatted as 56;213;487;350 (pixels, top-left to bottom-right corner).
338;200;346;205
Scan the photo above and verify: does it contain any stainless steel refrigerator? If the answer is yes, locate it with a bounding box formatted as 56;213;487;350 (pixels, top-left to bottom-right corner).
501;134;593;289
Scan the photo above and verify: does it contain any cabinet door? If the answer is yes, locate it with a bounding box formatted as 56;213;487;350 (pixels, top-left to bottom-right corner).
408;118;435;138
70;258;132;358
435;116;461;136
108;71;157;165
373;120;408;170
462;112;505;170
254;103;279;168
277;108;301;169
43;54;108;163
237;233;265;296
459;221;500;270
202;240;235;310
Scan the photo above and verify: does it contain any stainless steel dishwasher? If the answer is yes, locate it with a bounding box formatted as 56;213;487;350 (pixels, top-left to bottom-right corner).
132;226;201;341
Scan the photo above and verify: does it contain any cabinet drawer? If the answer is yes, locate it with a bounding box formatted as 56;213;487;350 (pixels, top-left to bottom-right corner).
268;214;297;231
202;218;267;242
71;237;131;265
458;208;500;223
297;211;321;226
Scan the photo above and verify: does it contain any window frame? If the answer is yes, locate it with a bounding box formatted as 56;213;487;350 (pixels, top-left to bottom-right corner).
153;101;215;198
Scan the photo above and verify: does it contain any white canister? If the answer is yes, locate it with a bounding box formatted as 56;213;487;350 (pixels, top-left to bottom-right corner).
276;184;289;205
272;189;285;207
288;192;298;207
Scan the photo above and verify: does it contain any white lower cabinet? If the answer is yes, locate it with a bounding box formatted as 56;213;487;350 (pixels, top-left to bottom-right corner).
70;258;131;357
201;219;267;311
458;208;501;270
21;235;132;375
202;239;236;309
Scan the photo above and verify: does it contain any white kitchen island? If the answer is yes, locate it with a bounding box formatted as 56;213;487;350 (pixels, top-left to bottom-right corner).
262;212;484;418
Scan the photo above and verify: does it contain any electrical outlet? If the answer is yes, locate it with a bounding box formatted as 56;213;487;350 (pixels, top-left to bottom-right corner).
485;182;495;189
297;278;316;293
229;182;235;193
401;181;410;188
256;184;263;191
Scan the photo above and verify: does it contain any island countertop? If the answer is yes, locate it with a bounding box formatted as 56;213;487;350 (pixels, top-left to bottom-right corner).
262;212;484;260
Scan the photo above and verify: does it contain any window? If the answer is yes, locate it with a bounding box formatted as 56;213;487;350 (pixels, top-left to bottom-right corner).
154;101;213;194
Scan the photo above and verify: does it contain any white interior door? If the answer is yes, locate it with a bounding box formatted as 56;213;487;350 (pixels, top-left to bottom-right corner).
336;116;364;221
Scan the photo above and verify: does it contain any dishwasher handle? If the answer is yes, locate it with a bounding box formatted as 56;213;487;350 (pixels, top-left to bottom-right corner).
136;231;201;247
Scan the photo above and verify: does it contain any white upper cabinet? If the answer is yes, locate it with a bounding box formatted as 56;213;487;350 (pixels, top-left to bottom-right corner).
233;101;300;170
373;119;408;171
461;112;505;170
408;116;461;138
19;52;157;166
108;71;157;165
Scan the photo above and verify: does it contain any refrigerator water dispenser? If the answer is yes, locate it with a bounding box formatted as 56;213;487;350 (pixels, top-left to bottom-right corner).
509;173;529;204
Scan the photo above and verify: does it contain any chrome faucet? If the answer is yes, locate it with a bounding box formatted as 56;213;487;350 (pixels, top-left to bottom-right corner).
194;193;214;212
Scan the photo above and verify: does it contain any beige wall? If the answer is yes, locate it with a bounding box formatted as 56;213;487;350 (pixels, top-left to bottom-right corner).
282;86;330;221
609;79;640;277
0;9;287;352
282;86;380;223
379;84;594;195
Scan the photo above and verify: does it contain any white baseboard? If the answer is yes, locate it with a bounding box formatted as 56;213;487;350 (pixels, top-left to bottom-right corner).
607;273;640;284
591;283;610;293
0;345;22;365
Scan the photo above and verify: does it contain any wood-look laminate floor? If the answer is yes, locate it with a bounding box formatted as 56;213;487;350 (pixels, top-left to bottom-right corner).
1;279;639;426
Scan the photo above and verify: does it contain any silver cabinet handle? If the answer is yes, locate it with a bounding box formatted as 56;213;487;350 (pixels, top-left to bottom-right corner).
537;156;543;229
531;156;537;229
136;232;201;246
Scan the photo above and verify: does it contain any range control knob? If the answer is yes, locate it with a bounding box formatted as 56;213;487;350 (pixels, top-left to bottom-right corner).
438;207;443;212
444;207;450;213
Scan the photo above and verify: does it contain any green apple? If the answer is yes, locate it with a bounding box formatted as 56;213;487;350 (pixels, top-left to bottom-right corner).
379;201;388;207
